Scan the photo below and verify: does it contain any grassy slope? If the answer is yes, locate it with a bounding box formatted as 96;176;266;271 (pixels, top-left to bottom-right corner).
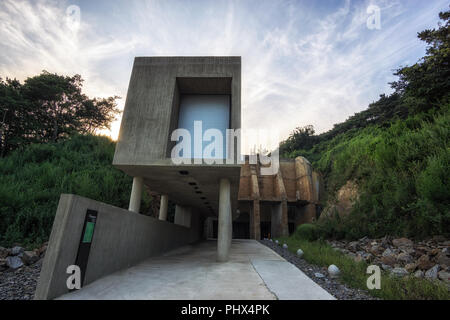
0;134;151;248
285;107;450;239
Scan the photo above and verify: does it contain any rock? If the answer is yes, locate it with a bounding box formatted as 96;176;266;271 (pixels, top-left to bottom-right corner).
275;240;279;245
438;271;450;284
381;264;393;271
382;248;394;257
392;238;413;249
38;244;47;255
417;254;434;270
348;241;359;251
282;243;288;249
397;252;414;264
405;263;417;272
436;252;450;267
391;267;409;277
314;272;325;278
328;265;340;278
296;249;304;258
0;258;7;271
6;256;23;269
0;246;10;259
11;246;24;256
425;265;440;280
381;255;397;266
414;270;424;278
22;251;39;265
430;248;441;256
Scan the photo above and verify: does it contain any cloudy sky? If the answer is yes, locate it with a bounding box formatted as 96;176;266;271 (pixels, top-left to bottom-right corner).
0;0;448;145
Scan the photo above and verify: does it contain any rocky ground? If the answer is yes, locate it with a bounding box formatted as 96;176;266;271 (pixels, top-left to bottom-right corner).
0;243;47;300
326;236;450;287
259;240;378;300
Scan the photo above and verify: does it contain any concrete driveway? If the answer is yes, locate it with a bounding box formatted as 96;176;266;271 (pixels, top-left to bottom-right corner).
58;239;335;300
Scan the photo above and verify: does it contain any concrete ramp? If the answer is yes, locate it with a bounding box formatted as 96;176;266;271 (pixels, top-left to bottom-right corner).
58;240;335;300
251;260;335;300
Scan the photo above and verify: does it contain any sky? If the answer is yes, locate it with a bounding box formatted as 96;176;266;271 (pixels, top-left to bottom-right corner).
0;0;448;148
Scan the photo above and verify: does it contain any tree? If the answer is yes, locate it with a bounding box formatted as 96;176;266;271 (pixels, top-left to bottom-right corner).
391;9;450;112
280;125;317;154
0;71;121;155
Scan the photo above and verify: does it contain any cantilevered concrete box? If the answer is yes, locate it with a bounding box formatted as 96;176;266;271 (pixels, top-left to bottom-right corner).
113;57;241;217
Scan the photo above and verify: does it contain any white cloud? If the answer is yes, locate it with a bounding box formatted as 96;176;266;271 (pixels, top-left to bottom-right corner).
0;0;447;145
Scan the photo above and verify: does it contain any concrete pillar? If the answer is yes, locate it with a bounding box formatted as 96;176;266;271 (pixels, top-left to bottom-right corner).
174;205;192;227
250;200;261;240
271;200;289;238
217;178;232;262
128;176;143;213
158;194;168;220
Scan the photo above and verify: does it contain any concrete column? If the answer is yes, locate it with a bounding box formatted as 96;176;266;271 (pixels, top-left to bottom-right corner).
217;178;232;262
250;200;261;240
175;205;192;228
271;201;289;238
158;194;168;220
128;176;143;213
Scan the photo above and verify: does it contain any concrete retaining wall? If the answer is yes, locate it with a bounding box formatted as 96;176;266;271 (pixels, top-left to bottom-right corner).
34;194;201;300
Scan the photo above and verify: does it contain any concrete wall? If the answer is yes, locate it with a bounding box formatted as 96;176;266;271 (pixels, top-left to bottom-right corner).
35;194;201;300
113;56;241;166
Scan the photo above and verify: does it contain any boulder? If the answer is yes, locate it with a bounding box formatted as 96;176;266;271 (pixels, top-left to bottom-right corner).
38;244;48;256
436;252;450;267
417;254;434;270
22;251;39;265
438;271;450;284
11;246;24;256
0;258;7;271
381;255;397;266
296;249;304;258
397;252;414;264
0;246;9;259
405;263;417;273
282;243;288;249
414;270;424;278
6;256;23;269
392;238;413;249
391;267;409;278
425;265;440;280
382;248;394;257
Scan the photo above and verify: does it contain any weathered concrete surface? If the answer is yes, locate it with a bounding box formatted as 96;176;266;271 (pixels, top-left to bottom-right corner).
113;57;242;217
57;240;335;300
35;194;201;300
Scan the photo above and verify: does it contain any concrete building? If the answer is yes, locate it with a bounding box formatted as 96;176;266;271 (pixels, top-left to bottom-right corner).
35;57;321;300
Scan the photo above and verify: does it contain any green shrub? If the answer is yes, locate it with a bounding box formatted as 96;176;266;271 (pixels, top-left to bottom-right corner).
294;223;319;241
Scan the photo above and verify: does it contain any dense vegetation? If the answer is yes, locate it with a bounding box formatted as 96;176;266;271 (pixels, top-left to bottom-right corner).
0;71;120;156
280;10;450;239
0;134;151;247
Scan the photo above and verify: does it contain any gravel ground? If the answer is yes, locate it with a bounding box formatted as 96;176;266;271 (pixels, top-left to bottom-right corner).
259;239;379;300
0;259;42;300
